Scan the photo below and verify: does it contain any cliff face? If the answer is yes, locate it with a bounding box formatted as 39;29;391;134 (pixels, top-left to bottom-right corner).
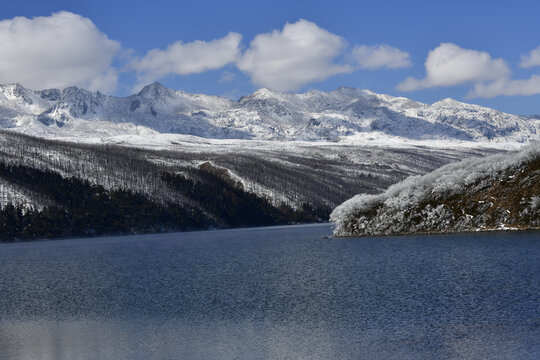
331;143;540;237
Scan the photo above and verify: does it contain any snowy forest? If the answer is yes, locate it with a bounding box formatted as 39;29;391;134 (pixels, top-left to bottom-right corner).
331;142;540;236
0;130;496;241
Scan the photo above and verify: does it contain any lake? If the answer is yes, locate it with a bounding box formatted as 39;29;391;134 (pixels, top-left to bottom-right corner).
0;224;538;359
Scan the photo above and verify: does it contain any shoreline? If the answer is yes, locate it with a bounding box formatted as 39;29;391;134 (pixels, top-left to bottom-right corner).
331;226;540;238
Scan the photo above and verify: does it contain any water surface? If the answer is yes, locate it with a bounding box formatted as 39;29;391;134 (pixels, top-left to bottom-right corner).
1;224;538;359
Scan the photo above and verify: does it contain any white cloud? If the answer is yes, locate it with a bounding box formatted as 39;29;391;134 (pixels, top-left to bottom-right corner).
0;11;120;92
397;43;510;91
236;19;351;91
520;45;540;68
352;45;411;69
468;75;540;98
131;32;242;86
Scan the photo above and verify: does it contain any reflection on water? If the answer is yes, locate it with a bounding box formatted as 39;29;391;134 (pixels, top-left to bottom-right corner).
1;317;537;360
0;225;539;360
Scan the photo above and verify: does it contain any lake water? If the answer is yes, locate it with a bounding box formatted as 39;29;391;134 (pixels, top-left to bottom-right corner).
0;224;538;359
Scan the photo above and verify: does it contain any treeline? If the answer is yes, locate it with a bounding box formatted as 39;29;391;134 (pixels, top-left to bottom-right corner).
0;162;330;242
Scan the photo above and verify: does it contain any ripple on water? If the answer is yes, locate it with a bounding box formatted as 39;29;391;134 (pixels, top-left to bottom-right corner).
0;225;539;359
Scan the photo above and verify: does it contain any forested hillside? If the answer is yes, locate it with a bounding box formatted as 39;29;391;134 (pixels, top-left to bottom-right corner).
0;130;499;241
331;142;540;236
0;162;327;241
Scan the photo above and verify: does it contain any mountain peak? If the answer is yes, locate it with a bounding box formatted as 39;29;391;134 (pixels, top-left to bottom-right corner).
332;86;375;99
140;81;166;90
237;88;284;104
137;82;172;98
0;83;28;96
0;83;39;105
251;88;281;98
62;86;87;94
59;86;97;103
432;97;465;107
149;81;166;88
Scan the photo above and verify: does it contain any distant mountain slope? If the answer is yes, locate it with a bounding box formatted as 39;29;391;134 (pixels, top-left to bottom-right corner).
1;82;538;144
331;142;540;236
0;130;495;211
0;130;501;241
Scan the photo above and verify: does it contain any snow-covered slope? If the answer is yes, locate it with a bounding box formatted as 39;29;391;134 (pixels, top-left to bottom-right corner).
0;129;498;211
331;142;540;236
1;83;538;145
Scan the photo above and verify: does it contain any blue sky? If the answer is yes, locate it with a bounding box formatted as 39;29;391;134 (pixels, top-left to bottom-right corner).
1;0;539;114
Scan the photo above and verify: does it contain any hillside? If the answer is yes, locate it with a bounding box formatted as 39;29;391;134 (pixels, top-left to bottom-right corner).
331;142;540;236
1;82;538;145
0;131;498;241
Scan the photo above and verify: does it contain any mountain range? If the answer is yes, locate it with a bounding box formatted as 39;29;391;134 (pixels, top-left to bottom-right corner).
2;82;538;240
1;82;538;145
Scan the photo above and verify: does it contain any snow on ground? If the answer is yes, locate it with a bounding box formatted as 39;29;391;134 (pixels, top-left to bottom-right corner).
330;141;540;236
1;82;538;148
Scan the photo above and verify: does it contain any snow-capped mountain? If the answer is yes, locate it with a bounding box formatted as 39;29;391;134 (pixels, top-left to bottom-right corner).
1;82;538;144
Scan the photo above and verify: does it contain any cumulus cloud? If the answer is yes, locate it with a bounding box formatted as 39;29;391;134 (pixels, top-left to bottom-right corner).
465;44;540;98
468;75;540;98
131;32;242;86
236;19;351;91
352;44;411;69
397;43;510;91
0;11;121;92
520;45;540;68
